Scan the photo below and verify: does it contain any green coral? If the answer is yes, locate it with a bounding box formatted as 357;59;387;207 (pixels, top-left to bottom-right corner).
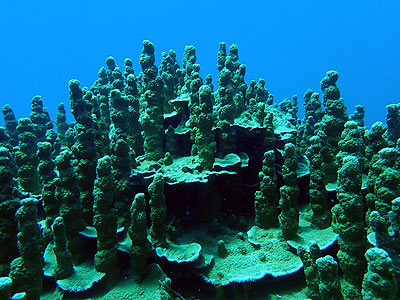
93;156;118;280
298;242;322;300
372;148;400;222
3;39;400;299
215;66;236;156
129;193;151;281
188;62;203;156
320;70;348;184
365;122;388;169
384;104;400;147
140;40;165;161
0;127;12;153
2;104;19;147
159;49;181;108
14;118;41;193
9;198;43;300
55;103;69;142
362;247;398;300
194;85;216;170
182;45;197;93
29;95;53;142
254;150;278;228
0;147;18;202
279;143;300;239
216;42;226;72
215;68;235;125
306;136;330;228
0;198;20;277
336;120;367;173
69;80;98;225
51;216;74;280
109;89;133;227
368;199;400;291
316;255;343;300
332;156;367;299
299;90;323;154
349;104;365;127
279;95;298;121
37;142;59;245
0;148;19;276
124;73;143;156
55;150;86;264
149;174;167;247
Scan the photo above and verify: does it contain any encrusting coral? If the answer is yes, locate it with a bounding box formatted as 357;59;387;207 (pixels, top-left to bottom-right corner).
1;39;400;300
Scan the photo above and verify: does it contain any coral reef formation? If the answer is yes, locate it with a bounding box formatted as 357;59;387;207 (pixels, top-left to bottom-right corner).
92;156;118;280
9;198;43;300
0;40;399;300
332;155;367;299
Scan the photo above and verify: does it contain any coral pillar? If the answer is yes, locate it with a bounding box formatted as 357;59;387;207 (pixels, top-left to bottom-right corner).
69;79;98;225
9;199;43;300
332;156;367;299
306;136;330;228
362;247;397;300
279;143;300;239
129;193;150;281
55;150;86;264
149;174;167;247
254;150;278;228
51;217;74;279
316;255;343;300
14;118;40;193
93;156;118;280
139;40;165;161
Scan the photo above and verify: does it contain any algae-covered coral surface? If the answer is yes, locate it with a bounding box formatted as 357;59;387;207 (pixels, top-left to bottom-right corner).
0;40;400;300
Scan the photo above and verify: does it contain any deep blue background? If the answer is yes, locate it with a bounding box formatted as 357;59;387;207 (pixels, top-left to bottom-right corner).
1;0;399;127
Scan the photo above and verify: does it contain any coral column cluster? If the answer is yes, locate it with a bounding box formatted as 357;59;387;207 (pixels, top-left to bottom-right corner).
0;40;400;300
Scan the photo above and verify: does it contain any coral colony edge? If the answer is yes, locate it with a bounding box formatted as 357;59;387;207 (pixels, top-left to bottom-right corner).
0;39;399;300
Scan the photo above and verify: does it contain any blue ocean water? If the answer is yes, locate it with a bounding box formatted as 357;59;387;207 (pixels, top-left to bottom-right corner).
0;0;399;127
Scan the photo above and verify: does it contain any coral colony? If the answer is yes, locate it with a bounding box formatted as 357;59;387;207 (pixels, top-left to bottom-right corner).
0;40;400;300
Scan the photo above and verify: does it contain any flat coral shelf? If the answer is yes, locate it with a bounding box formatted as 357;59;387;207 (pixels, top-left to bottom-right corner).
156;241;202;263
135;155;244;185
84;264;167;300
43;243;105;293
